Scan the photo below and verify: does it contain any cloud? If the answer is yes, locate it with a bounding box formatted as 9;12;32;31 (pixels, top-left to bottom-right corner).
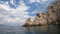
0;1;30;26
0;1;29;13
10;0;15;5
29;0;48;3
29;0;36;3
0;0;56;26
41;0;47;2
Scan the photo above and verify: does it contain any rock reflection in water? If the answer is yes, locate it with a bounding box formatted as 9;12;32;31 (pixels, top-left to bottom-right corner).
24;25;60;34
0;25;60;34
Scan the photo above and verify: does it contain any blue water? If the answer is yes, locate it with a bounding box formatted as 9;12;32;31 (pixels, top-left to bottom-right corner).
0;25;60;34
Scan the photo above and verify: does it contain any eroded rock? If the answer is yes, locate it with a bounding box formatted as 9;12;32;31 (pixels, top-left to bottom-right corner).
22;0;60;27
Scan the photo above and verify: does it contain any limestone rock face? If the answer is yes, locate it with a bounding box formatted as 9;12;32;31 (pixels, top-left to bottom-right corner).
22;18;33;27
33;13;48;25
57;0;60;21
22;0;60;27
23;13;48;27
23;5;58;27
47;6;57;24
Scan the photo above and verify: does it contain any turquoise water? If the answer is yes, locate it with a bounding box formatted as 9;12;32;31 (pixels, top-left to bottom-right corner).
0;25;60;34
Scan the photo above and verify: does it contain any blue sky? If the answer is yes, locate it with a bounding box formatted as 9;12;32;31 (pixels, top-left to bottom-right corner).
0;0;56;26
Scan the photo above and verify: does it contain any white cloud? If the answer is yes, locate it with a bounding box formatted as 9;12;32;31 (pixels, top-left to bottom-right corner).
29;0;48;3
0;1;29;13
41;0;47;2
32;10;40;14
29;0;41;3
0;9;30;25
10;0;15;5
29;0;36;3
0;1;30;26
0;2;10;11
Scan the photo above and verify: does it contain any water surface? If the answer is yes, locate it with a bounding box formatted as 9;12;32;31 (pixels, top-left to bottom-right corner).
0;25;60;34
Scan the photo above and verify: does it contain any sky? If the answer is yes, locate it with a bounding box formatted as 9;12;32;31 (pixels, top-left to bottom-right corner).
0;0;56;26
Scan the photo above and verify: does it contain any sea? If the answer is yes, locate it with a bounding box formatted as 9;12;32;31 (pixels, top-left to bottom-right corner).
0;25;60;34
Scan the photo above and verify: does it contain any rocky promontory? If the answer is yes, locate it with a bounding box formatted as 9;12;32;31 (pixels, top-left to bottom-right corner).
22;0;60;27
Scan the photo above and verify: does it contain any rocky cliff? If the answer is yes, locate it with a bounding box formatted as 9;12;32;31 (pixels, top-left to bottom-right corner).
22;0;60;27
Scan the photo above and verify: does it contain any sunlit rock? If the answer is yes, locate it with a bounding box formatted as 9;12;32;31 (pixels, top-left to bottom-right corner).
22;0;60;27
22;18;33;27
33;13;48;25
47;6;57;24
